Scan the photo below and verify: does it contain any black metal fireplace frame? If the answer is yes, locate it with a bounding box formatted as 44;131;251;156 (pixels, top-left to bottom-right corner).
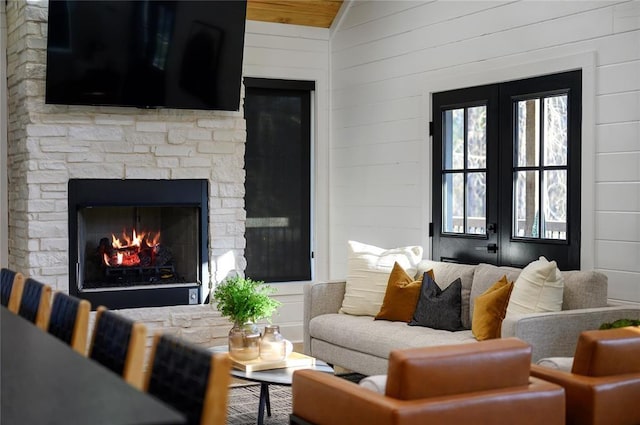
68;179;209;309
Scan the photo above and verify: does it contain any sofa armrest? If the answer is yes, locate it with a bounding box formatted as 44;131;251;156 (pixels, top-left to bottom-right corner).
303;281;346;355
501;306;640;361
291;369;564;425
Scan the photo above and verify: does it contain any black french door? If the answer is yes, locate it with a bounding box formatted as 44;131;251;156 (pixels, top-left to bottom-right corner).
432;84;500;265
432;71;581;270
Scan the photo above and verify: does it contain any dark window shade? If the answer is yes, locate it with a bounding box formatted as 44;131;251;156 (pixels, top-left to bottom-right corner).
244;80;312;282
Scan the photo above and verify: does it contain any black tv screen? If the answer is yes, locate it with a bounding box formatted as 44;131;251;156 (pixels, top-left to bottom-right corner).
45;0;247;111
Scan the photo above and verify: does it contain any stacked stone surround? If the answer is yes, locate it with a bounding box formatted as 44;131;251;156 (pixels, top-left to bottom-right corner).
91;305;233;351
6;0;245;347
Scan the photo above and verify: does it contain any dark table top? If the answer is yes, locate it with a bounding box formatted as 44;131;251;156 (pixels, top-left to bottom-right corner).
1;306;186;425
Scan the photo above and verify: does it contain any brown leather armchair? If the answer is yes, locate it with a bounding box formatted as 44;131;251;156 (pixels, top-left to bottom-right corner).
291;338;565;425
531;327;640;425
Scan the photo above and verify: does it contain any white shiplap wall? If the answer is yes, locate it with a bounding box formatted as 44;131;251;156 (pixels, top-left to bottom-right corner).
328;0;640;304
243;21;331;341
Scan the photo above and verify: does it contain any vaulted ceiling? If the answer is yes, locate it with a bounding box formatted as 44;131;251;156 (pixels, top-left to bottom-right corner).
246;0;343;28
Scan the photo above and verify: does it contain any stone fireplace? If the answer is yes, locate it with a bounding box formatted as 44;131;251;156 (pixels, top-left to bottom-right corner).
4;1;248;347
69;179;209;309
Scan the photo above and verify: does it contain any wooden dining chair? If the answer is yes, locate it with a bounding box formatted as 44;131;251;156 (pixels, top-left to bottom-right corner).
88;306;147;389
1;268;25;313
18;277;52;330
48;291;91;355
144;333;231;425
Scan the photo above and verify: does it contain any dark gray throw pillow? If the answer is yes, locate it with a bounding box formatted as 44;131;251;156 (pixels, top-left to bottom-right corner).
409;273;463;331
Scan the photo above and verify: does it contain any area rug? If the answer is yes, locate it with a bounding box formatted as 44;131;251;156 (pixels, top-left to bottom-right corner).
226;373;366;425
227;384;292;425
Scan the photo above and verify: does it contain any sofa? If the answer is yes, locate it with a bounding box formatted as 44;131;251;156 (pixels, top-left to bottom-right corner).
291;338;565;425
303;259;640;376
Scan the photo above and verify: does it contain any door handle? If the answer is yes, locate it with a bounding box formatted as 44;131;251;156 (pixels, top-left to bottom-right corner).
487;243;498;253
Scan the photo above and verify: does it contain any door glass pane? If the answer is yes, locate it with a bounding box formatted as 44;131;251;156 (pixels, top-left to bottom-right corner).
467;172;486;234
544;95;568;166
443;173;464;233
467;106;486;169
516;99;540;167
543;170;567;240
514;170;540;238
443;109;464;170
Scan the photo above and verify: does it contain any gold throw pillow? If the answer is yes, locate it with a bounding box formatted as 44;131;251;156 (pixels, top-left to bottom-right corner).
472;275;514;340
375;263;433;323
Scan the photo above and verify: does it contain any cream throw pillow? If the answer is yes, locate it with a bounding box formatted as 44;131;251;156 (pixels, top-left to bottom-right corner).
506;256;564;316
340;241;423;316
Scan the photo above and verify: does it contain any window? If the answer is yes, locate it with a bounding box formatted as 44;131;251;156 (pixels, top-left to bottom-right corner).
432;71;581;269
243;78;314;282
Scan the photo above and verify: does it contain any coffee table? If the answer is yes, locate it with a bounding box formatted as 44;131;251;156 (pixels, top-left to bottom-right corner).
211;346;333;425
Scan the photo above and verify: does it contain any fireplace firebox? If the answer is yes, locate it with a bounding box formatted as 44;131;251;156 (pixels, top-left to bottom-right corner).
68;179;208;309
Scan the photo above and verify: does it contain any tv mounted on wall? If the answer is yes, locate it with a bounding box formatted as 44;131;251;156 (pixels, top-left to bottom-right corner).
45;0;247;111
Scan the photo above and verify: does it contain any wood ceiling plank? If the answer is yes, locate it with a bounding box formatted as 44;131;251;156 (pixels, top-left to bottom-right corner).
247;0;343;28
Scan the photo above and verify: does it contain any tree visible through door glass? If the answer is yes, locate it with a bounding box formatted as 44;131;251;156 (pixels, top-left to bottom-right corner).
513;95;568;240
442;106;487;235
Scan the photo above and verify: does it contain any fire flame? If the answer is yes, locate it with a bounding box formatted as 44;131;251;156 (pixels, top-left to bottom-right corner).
102;229;161;267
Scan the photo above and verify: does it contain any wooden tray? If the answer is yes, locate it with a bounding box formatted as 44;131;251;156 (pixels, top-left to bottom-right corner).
229;352;316;372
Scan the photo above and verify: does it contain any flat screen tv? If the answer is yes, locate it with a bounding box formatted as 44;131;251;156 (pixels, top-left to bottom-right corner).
45;0;247;111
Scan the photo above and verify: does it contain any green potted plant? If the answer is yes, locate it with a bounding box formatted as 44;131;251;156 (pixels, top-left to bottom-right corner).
212;276;281;361
599;318;640;329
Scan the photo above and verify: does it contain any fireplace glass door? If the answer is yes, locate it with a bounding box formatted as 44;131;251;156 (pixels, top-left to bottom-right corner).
69;178;208;309
78;206;200;290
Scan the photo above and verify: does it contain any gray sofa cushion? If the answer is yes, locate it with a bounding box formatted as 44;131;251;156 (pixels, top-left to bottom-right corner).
561;270;608;309
309;313;475;360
